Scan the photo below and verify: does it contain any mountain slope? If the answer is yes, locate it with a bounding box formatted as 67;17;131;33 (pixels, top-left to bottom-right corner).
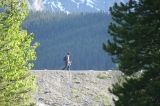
23;12;114;70
27;0;128;13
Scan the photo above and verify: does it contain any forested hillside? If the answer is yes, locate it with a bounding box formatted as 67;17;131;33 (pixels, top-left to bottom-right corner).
23;12;114;70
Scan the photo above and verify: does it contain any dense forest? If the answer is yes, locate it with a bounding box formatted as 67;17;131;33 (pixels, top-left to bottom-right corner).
23;12;114;70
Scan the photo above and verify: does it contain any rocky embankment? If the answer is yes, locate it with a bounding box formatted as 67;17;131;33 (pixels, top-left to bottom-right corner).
33;70;124;106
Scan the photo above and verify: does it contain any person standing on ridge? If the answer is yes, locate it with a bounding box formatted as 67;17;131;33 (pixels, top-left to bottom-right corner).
63;52;72;70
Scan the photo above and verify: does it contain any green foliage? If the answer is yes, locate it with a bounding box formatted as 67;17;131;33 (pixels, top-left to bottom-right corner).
0;0;38;105
94;95;110;106
104;0;160;105
112;67;160;106
104;0;160;75
97;73;108;79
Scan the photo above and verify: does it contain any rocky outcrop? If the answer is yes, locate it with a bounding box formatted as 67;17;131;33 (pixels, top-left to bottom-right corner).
33;70;124;106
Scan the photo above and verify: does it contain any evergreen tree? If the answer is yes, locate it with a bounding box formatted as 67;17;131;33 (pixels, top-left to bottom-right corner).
23;12;113;70
103;0;160;105
0;0;38;105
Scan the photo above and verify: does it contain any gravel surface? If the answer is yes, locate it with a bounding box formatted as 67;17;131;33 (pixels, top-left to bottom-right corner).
33;70;124;106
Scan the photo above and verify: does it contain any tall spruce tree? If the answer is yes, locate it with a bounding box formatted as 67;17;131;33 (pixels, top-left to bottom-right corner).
0;0;38;105
103;0;160;105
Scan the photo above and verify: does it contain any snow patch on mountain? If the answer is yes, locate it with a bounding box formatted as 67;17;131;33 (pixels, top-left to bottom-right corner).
57;2;70;14
28;0;128;13
30;0;44;11
86;0;94;8
71;0;97;10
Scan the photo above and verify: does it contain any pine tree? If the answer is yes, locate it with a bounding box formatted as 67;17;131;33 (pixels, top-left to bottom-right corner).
0;0;38;105
103;0;160;105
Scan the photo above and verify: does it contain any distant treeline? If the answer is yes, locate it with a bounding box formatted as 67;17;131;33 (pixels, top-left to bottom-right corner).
23;11;115;70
